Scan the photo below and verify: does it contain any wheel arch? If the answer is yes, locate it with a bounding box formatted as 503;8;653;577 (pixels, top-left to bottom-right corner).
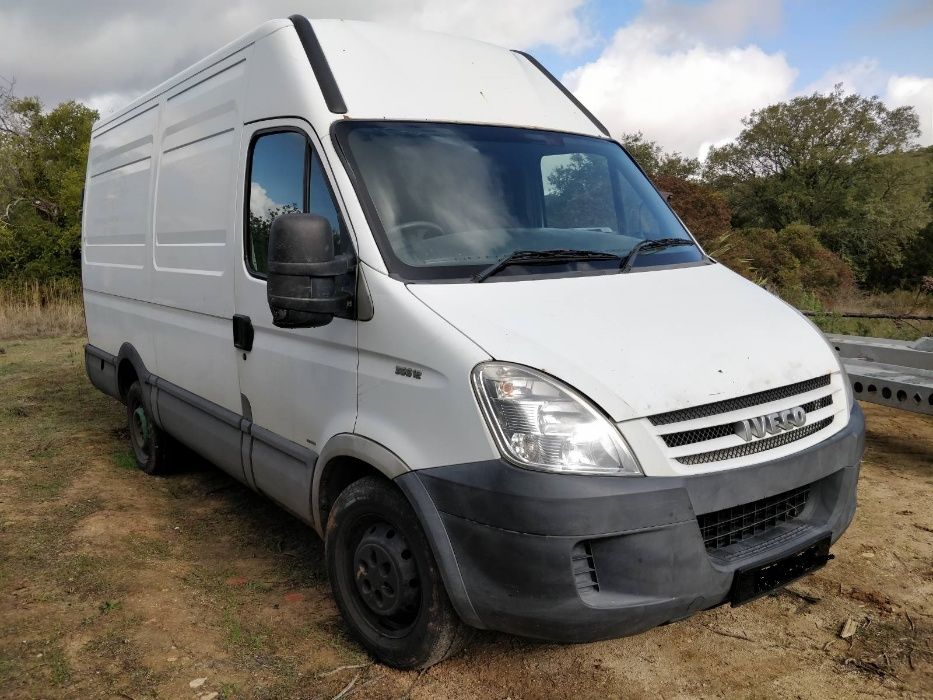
311;435;483;628
115;342;150;402
312;434;409;536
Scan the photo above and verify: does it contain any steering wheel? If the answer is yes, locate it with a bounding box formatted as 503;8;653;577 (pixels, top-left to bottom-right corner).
388;221;450;241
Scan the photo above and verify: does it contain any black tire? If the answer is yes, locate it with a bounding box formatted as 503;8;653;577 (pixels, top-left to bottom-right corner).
326;476;469;669
125;380;174;475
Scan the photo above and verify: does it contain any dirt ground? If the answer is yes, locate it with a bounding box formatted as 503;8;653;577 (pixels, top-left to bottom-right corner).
1;336;931;699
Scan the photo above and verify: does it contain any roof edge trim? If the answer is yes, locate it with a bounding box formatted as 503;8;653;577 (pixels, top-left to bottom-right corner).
511;50;609;138
289;15;348;115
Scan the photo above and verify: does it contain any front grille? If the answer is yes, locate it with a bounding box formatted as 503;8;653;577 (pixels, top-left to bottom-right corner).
698;485;810;551
661;394;834;448
649;375;831;426
676;417;833;465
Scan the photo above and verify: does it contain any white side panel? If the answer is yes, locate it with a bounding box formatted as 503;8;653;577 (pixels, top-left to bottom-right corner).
151;56;245;317
83;105;159;299
355;267;497;470
145;53;248;413
154;129;234;278
84;290;158;372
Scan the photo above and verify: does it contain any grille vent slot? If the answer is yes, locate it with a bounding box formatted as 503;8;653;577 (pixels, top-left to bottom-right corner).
676;417;833;465
802;394;834;413
697;485;811;551
649;375;831;426
662;423;734;448
571;541;599;595
661;394;834;448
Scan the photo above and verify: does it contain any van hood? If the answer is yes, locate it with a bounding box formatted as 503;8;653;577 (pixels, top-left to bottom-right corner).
408;264;840;421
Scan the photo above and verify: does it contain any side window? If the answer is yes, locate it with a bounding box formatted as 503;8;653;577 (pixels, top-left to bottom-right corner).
246;130;349;276
247;132;307;274
541;153;618;232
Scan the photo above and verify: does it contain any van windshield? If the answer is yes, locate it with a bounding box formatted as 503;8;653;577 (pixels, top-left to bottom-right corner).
336;122;704;281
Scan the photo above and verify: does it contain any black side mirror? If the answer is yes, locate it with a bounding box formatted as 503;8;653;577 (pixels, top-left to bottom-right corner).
267;213;354;328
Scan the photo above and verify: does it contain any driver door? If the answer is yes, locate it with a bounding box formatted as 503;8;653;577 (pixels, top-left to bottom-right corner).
233;119;357;517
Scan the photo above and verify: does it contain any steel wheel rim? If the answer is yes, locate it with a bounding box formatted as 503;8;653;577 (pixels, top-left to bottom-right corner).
130;403;151;462
344;517;423;637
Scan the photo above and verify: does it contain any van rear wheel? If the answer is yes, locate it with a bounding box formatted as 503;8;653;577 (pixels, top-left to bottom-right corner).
326;476;469;669
125;381;173;475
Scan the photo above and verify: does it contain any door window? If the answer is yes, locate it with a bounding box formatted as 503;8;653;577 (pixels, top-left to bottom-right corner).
246;130;348;276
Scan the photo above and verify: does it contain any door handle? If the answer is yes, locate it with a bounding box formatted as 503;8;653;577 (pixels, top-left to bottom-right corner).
233;314;254;351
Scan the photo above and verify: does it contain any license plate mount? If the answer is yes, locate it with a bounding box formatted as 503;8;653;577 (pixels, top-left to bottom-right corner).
730;535;832;606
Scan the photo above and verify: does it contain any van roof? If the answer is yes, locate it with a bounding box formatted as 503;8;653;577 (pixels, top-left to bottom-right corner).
93;17;607;139
92;18;292;133
310;19;606;137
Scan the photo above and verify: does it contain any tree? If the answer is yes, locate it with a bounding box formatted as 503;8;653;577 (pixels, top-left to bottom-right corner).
247;203;301;272
544;153;617;229
619;132;700;180
899;175;933;289
704;86;927;287
0;80;97;280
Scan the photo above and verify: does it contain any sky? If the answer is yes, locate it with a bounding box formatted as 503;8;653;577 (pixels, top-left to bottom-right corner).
0;0;930;160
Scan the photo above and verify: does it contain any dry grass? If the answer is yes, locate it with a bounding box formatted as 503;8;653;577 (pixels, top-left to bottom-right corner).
807;287;933;341
0;279;85;339
1;337;931;699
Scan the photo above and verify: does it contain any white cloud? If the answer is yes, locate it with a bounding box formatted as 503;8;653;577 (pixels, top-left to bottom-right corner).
564;0;932;158
886;75;933;146
82;91;142;118
564;20;797;159
3;0;929;154
249;182;284;221
639;0;783;46
0;0;589;109
802;58;887;97
407;0;590;53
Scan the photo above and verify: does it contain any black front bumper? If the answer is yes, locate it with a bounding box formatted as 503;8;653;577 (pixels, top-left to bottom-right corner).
396;404;865;642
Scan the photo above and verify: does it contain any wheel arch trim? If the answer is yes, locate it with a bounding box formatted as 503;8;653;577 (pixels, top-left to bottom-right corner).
312;434;483;628
312;433;410;535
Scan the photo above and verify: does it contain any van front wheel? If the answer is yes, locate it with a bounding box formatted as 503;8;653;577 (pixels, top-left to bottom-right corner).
326;476;469;669
125;381;173;475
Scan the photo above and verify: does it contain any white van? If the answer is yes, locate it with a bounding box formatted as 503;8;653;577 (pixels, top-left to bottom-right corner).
82;16;865;669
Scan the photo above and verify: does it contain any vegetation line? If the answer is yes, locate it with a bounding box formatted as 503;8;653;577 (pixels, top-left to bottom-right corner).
799;311;933;322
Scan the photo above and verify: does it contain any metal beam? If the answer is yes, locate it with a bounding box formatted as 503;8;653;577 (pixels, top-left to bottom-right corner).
826;334;933;416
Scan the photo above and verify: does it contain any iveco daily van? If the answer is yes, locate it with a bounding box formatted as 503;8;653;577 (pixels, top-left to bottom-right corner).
82;16;865;669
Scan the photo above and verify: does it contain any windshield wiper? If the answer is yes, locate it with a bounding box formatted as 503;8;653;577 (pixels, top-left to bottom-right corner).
619;238;696;273
473;249;621;282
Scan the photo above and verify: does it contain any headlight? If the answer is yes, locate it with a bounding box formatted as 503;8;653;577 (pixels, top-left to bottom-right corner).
471;362;641;476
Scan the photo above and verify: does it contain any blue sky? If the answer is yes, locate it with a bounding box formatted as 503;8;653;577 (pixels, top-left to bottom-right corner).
2;0;931;158
535;0;932;88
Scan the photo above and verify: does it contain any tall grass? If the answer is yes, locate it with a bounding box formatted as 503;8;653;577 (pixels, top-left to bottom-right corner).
0;279;85;339
796;286;933;341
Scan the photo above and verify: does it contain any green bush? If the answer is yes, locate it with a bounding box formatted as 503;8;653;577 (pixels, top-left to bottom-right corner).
730;224;855;304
